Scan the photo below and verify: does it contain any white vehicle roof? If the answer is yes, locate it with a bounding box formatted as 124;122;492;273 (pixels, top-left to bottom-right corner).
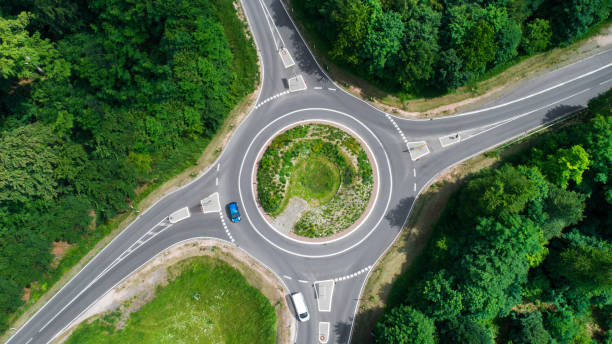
291;292;310;321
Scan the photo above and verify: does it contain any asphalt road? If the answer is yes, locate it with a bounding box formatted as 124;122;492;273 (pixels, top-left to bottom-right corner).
6;0;612;343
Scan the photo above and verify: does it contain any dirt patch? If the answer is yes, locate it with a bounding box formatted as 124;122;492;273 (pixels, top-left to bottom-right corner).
53;239;294;344
21;288;31;302
50;241;75;269
272;196;308;234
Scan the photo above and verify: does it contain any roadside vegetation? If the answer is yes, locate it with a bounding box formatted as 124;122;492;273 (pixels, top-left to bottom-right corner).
0;0;257;333
65;257;276;344
257;123;373;237
370;89;612;343
289;0;610;99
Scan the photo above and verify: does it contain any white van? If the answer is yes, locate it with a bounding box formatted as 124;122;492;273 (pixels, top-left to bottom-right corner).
290;292;310;322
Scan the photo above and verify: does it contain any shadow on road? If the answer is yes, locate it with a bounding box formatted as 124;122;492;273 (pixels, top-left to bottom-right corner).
384;197;415;229
541;104;584;124
334;320;352;343
269;0;328;81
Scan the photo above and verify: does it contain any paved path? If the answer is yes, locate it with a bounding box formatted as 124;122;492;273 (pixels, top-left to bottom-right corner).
6;0;612;343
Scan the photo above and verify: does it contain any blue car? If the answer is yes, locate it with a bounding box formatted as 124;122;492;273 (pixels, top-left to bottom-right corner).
228;202;241;222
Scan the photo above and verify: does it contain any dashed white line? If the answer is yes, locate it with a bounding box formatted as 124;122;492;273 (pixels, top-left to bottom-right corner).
254;91;291;109
314;86;322;90
600;78;612;85
332;265;372;282
413;183;417;192
218;211;235;243
328;88;336;91
283;275;292;280
39;217;172;332
413;168;416;177
216;163;220;172
298;279;309;284
215;177;218;186
24;338;32;344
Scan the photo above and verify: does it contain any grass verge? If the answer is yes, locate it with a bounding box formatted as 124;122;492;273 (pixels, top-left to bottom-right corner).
0;0;260;341
64;256;276;344
284;0;611;117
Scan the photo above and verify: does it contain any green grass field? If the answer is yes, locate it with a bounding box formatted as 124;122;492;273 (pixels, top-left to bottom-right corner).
291;156;341;206
65;257;276;344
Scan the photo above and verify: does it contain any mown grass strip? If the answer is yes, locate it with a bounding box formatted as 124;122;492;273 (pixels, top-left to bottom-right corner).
65;257;276;344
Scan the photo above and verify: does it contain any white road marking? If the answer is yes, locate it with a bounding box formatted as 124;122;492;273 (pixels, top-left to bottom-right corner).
216;163;220;172
600;78;612;85
442;62;612;118
215;177;218;186
314;86;322;90
39;218;173;332
283;275;292;280
414;183;417;192
332;266;372;282
314;280;335;312
219;211;235;243
406;141;430;161
328;88;336;91
413;168;416;177
24;338;32;344
298;279;309;284
257;0;286;48
256;0;280;50
460;88;591;145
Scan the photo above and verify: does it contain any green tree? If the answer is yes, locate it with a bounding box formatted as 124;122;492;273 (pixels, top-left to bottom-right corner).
483;5;522;65
0;123;61;203
581;114;612;203
509;311;551;344
542;145;589;189
374;306;435;344
329;0;372;66
521;18;552;55
435;49;466;91
0;12;69;81
361;9;404;76
549;0;610;43
396;4;440;92
438;316;494;344
458;164;537;222
455;215;542;319
459;19;496;74
558;236;612;291
415;270;463;320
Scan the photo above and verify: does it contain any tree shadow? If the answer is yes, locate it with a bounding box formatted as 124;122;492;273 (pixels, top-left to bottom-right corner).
385;197;415;229
542;104;584;124
269;0;329;81
334;320;352;344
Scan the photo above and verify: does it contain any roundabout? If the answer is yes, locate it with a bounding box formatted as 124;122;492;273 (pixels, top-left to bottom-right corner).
7;0;612;342
255;122;377;240
237;108;394;256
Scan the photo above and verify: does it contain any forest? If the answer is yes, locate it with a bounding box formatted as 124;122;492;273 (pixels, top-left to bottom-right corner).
0;0;257;332
375;89;612;343
293;0;611;94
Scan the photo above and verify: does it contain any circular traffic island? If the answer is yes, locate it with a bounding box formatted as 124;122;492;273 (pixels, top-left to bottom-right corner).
256;123;375;239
